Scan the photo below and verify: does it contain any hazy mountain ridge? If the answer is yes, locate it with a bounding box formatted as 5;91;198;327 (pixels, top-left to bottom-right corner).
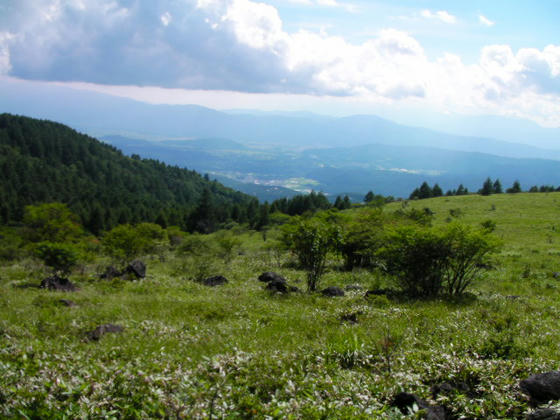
101;134;560;198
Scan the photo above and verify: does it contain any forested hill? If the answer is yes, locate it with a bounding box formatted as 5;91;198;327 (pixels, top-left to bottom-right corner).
0;114;256;232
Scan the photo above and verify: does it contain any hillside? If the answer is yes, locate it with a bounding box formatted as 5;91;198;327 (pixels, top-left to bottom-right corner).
1;192;560;418
0;114;255;231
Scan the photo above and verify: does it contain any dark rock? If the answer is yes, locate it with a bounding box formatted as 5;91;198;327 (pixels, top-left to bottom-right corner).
59;299;77;307
100;265;122;280
520;372;560;405
125;259;146;279
266;278;289;293
552;272;560;279
288;285;300;292
202;275;228;287
527;408;560;420
321;286;345;297
365;288;394;298
345;284;363;291
391;392;449;420
40;275;78;292
431;381;475;399
340;312;360;324
258;272;286;283
87;324;124;341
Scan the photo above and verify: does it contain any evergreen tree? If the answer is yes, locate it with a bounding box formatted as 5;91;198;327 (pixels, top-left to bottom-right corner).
418;182;433;199
507;180;522;193
493;179;503;194
480;177;494;196
364;191;375;203
432;184;443;197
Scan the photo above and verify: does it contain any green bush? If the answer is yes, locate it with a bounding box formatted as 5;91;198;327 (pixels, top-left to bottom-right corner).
281;217;340;291
102;223;166;262
377;226;449;297
377;223;499;297
34;241;80;276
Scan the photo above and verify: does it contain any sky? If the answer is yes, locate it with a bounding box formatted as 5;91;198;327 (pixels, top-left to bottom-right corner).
0;0;559;127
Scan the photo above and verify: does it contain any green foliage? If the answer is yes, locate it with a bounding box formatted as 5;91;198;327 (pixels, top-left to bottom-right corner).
23;203;82;243
0;114;255;232
377;225;449;297
377;223;499;297
506;180;522;193
102;223;165;262
442;223;501;295
34;241;80;275
337;209;386;270
281;216;340;291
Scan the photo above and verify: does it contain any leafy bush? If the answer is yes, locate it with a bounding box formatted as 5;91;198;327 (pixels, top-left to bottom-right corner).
442;223;501;295
377;226;449;297
337;209;386;270
34;241;80;276
102;223;166;262
281;217;340;291
377;223;499;297
23;203;82;243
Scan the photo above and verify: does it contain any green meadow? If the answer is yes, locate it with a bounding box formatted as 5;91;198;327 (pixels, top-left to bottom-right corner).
2;193;560;419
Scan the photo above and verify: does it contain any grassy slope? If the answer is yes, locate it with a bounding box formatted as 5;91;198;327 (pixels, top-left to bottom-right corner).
1;193;560;418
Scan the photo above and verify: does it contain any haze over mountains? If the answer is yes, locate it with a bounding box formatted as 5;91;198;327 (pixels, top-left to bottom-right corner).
2;79;560;200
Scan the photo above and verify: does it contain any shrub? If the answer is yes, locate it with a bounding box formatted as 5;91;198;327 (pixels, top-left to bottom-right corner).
34;241;80;276
23;203;82;243
377;226;449;297
281;217;340;291
377;223;499;297
102;224;143;262
442;223;501;295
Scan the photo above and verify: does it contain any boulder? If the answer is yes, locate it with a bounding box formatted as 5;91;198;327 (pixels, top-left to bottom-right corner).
321;286;345;297
40;275;78;292
125;259;146;279
552;272;560;279
258;272;286;283
391;392;449;420
527;409;560;420
520;372;560;405
87;324;124;341
100;265;122;280
202;275;228;287
266;278;289;293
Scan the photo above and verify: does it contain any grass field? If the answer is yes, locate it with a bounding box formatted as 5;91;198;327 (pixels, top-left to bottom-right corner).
2;193;560;418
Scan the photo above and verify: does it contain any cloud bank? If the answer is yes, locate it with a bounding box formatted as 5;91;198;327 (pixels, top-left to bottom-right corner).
0;0;559;125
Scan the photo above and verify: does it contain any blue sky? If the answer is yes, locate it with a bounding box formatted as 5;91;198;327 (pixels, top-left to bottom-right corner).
0;0;559;127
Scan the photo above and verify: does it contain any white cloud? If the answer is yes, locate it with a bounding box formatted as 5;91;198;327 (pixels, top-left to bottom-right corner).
1;0;559;126
479;14;495;27
420;9;457;24
0;33;13;75
160;12;172;26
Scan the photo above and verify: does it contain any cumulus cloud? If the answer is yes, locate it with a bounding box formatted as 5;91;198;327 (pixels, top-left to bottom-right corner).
479;14;495;27
420;9;457;24
0;0;559;125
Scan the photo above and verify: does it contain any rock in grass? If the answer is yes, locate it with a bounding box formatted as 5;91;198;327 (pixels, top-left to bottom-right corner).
87;324;124;341
258;272;286;283
391;392;449;420
202;275;228;287
59;299;77;307
100;265;122;280
520;372;560;405
527;408;560;420
266;278;289;293
125;259;146;279
321;286;345;297
40;275;78;292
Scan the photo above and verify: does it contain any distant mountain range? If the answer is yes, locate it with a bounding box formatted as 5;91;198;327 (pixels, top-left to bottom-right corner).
1;78;560;199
